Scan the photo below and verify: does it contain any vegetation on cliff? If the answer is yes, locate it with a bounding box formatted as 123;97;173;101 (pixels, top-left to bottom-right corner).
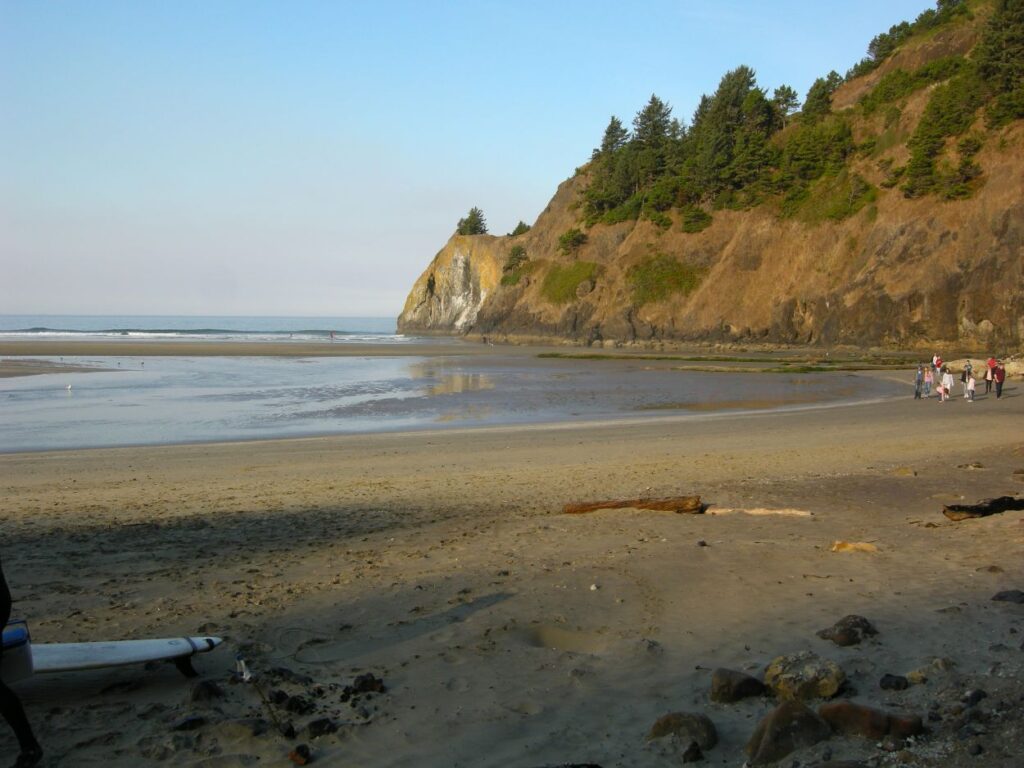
456;207;488;235
580;0;1022;226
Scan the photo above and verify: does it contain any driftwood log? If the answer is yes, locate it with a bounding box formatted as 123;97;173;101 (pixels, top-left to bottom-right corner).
942;496;1024;521
564;495;703;515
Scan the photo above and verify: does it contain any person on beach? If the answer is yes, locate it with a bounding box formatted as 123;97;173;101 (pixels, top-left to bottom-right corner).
985;363;994;394
923;366;933;397
0;555;43;768
994;362;1006;399
967;372;976;402
941;367;954;402
914;365;923;399
960;365;970;399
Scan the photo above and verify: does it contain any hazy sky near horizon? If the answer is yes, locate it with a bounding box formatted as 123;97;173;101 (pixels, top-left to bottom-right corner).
2;0;933;318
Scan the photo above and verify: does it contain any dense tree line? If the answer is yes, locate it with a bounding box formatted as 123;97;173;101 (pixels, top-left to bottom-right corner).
580;0;1017;224
583;64;852;225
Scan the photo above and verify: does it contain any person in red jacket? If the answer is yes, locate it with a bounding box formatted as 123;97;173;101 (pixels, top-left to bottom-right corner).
993;362;1006;399
1;555;42;767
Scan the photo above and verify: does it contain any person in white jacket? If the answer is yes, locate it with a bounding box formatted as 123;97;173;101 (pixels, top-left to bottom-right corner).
941;368;955;402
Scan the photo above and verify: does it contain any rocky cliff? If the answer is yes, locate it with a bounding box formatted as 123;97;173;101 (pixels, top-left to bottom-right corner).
399;9;1024;352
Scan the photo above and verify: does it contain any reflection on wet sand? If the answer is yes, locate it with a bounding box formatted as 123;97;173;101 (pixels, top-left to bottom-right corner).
409;363;495;396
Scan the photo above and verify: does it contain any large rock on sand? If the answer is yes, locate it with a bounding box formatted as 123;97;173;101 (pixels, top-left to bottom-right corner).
646;711;718;749
710;668;766;703
745;700;831;765
818;700;924;739
815;615;877;647
764;651;845;702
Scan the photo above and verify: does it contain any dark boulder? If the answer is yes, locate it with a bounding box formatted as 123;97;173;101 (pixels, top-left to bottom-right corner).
818;700;924;739
745;700;831;765
646;711;718;750
710;668;766;703
816;615;878;647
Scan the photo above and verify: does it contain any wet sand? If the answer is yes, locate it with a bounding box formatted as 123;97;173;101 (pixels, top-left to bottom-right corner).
0;359;111;378
2;369;1023;766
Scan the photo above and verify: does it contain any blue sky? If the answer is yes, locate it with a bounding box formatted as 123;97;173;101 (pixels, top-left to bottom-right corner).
1;0;933;317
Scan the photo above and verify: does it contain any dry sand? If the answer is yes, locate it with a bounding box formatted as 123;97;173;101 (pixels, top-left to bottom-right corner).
2;358;1023;766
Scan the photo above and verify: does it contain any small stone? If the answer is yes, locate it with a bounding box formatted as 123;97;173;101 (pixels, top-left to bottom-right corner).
962;689;987;707
879;736;903;752
710;668;766;703
285;695;315;715
816;615;878;647
745;700;831;765
681;741;704;763
270;689;289;706
289;744;312;765
880;674;909;691
696;540;708;547
968;743;984;756
349;673;386;694
646;711;718;749
991;590;1024;604
906;670;928;685
590;584;599;591
307;718;338;738
280;721;297;739
171;715;206;731
931;657;957;671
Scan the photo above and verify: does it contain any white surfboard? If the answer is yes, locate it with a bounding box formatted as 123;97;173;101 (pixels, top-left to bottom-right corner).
3;621;222;684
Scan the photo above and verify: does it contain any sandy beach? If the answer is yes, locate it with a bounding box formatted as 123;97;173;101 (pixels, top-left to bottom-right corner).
2;349;1023;767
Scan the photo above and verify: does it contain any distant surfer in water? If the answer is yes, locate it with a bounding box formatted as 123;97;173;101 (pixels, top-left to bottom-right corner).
0;554;42;767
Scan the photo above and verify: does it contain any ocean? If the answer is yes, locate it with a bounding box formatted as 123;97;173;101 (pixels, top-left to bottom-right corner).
0;315;905;453
0;314;401;343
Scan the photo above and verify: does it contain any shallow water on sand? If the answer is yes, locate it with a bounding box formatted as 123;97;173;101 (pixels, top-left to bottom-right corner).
0;354;903;452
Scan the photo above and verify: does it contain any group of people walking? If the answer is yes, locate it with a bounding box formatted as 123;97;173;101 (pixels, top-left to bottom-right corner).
914;354;1007;402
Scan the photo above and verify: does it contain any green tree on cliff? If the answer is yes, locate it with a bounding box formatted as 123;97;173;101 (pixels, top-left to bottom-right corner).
592;115;630;159
772;85;800;125
976;0;1024;125
456;207;488;235
802;71;843;122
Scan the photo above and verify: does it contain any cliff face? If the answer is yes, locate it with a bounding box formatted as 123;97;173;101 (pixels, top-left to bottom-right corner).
398;16;1024;351
399;236;503;333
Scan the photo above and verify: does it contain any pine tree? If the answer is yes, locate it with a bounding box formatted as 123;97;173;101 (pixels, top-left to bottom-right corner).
802;71;843;122
772;85;800;125
632;95;672;146
594;116;630;158
456;207;487;235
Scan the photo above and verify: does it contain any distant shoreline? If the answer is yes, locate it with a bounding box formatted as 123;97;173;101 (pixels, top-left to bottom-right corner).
0;339;496;358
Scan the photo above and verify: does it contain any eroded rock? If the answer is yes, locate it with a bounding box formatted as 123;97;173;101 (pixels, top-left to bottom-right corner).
818;700;923;739
710;668;766;703
816;615;877;647
992;590;1024;604
764;651;845;702
646;711;718;749
745;700;831;765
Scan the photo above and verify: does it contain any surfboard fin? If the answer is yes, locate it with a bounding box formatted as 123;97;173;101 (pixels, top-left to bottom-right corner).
174;656;199;678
